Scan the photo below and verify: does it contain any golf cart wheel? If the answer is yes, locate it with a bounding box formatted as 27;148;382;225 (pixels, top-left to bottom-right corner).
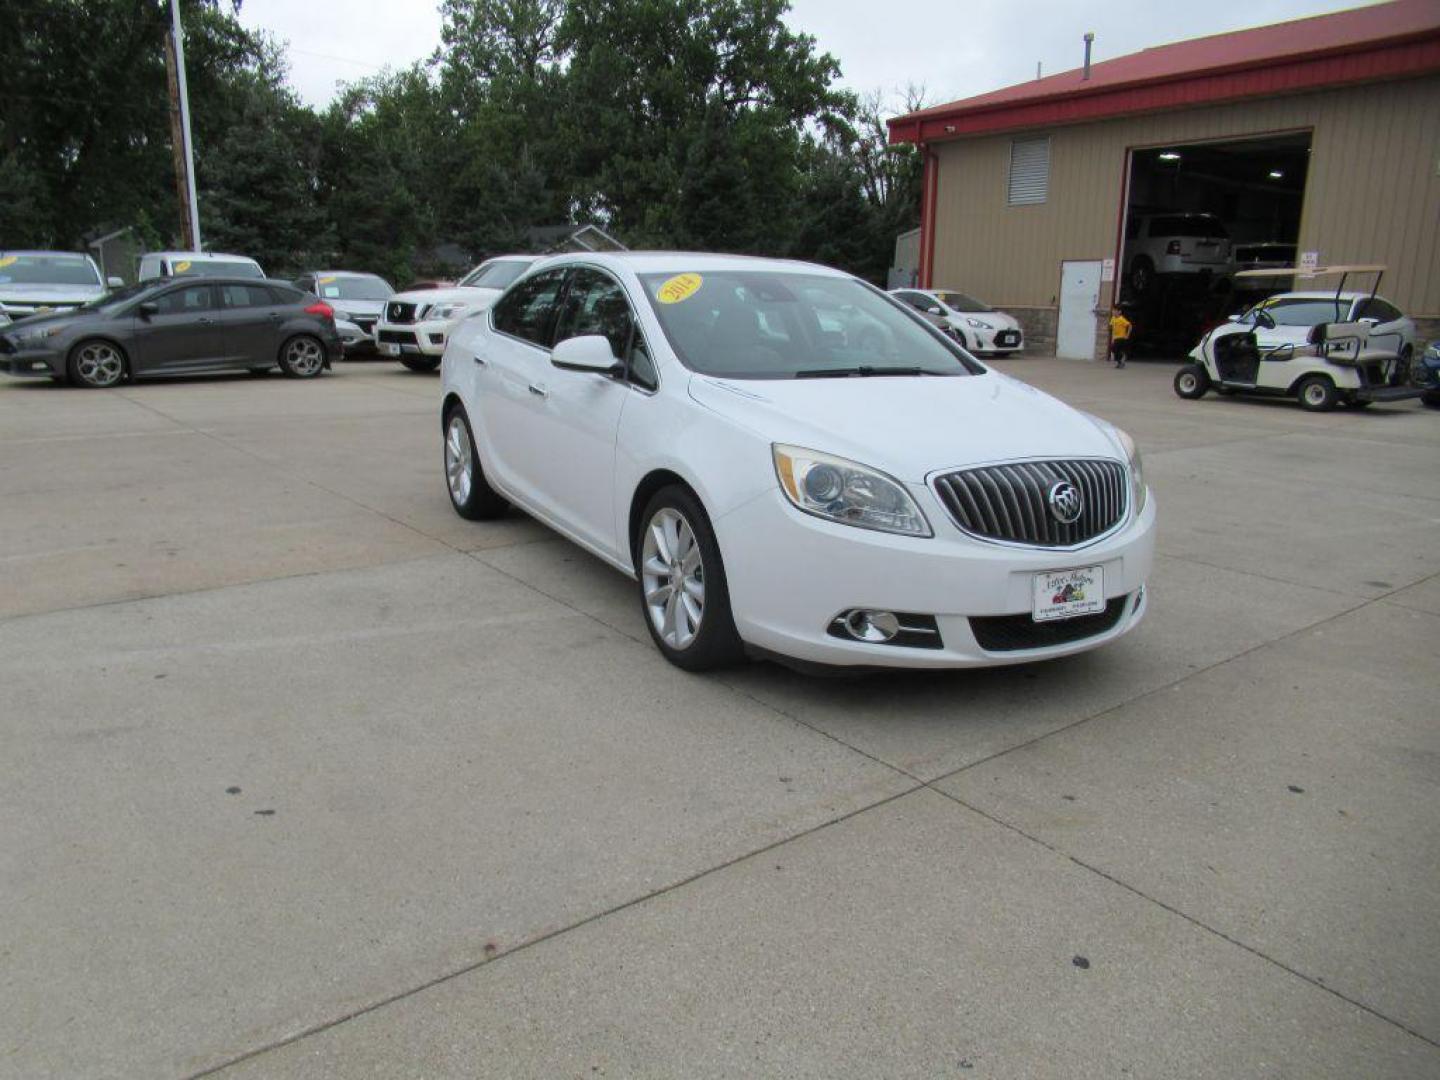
1296;375;1338;412
1173;363;1209;400
401;356;440;372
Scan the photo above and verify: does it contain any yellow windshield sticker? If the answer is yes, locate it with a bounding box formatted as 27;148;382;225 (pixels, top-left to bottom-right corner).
656;273;702;304
0;256;17;268
318;275;337;284
174;260;192;273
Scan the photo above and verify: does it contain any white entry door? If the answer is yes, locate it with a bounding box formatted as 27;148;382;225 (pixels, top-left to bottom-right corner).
1057;260;1103;360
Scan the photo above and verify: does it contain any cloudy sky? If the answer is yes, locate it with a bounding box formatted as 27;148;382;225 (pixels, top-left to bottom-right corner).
237;0;1383;113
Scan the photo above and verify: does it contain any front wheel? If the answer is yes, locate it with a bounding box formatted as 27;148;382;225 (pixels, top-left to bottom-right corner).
636;486;744;671
1173;363;1210;400
1296;375;1337;412
278;335;326;378
68;339;127;388
401;356;441;372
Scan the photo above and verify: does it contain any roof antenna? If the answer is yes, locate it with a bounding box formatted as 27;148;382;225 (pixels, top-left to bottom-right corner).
1083;32;1094;80
1036;60;1042;79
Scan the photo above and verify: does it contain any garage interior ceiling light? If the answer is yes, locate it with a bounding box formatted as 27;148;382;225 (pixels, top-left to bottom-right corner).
1268;169;1284;178
1158;151;1181;161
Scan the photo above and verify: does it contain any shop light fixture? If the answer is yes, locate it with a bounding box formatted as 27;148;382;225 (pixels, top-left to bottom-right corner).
1268;169;1284;178
1158;151;1181;161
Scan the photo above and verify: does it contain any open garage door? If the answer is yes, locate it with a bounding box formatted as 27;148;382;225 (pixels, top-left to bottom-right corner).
1117;131;1312;356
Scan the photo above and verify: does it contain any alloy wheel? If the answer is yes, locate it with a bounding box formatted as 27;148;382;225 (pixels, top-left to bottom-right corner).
445;415;472;505
641;507;705;650
75;342;124;387
285;337;324;376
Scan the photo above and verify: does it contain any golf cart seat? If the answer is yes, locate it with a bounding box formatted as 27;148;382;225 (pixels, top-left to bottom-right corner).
1308;320;1370;366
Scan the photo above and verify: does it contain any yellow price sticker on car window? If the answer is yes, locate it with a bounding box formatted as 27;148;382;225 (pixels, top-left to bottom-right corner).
174;260;192;273
656;273;702;304
0;255;17;268
318;275;337;284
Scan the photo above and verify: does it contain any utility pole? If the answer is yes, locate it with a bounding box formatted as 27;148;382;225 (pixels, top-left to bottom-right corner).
163;0;202;251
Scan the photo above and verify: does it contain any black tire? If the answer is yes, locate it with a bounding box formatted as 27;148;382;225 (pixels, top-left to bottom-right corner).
1421;390;1440;409
442;404;508;520
401;356;441;372
278;334;326;378
1129;257;1155;296
635;485;744;671
1173;363;1210;400
67;338;128;388
1296;375;1337;412
1347;398;1373;409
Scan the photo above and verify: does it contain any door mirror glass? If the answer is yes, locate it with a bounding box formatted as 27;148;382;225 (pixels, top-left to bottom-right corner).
137;300;159;318
551;334;620;373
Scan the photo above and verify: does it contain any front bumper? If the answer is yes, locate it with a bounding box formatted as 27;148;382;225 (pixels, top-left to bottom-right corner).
0;341;64;378
374;318;453;358
715;484;1156;669
963;326;1024;355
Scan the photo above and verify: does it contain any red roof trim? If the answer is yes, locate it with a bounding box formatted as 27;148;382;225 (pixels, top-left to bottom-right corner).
890;19;1440;144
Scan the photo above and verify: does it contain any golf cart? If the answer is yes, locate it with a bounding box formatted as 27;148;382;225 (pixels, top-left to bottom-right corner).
1173;265;1431;412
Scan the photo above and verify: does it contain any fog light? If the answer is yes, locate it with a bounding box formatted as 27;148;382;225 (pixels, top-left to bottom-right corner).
844;609;900;643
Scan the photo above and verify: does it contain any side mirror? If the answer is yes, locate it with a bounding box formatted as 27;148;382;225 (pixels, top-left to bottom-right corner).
551;334;621;374
107;276;125;288
137;301;159;318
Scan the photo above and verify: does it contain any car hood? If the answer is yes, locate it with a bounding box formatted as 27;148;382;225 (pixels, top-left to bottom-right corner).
330;299;386;318
0;307;91;334
949;311;1019;332
687;371;1124;483
386;285;503;311
0;283;105;305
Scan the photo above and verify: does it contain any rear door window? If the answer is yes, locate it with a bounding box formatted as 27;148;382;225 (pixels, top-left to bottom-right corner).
153;284;216;315
219;284;272;309
492;269;568;347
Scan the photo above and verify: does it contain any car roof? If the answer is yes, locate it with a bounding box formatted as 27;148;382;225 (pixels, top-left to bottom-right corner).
145;276;299;288
143;251;261;262
1262;291;1384;302
0;249;95;258
304;269;387;278
534;251;851;277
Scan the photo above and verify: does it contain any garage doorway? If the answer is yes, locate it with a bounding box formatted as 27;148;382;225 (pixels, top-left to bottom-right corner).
1058;260;1102;359
1117;130;1312;355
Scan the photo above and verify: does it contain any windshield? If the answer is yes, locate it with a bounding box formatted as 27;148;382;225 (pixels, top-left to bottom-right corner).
315;274;392;300
171;258;263;279
0;253;101;288
1252;298;1350;327
77;281;157;312
934;291;991;313
460;260;532;290
641;271;982;379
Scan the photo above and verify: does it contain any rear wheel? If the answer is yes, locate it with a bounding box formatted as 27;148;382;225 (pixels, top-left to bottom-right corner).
443;405;508;520
636;486;744;671
1296;375;1337;412
401;356;440;372
1129;257;1155;295
278;335;326;378
1173;363;1209;400
67;339;126;388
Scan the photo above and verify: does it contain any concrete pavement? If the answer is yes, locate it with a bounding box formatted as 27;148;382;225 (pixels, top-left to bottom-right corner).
1;357;1436;1078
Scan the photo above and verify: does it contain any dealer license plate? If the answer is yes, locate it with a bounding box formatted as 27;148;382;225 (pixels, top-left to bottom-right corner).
380;342;400;357
1032;566;1105;623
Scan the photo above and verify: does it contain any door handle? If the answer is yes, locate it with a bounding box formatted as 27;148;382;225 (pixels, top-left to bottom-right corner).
198;316;215;325
472;353;487;367
527;383;548;398
268;313;282;322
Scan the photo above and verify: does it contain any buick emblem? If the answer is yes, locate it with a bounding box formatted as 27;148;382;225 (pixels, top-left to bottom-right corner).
1047;480;1083;524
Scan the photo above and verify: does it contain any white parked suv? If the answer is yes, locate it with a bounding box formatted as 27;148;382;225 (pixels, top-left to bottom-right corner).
137;251;265;281
890;288;1024;355
374;255;539;372
1123;212;1232;293
0;250;122;320
440;252;1154;672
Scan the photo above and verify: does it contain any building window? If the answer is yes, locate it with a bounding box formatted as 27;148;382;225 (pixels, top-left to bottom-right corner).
1008;136;1050;205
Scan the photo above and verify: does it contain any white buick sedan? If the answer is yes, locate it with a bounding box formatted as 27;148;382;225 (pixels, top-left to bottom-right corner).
440;253;1155;672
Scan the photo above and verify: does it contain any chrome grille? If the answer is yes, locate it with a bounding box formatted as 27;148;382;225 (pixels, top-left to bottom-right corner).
933;459;1128;547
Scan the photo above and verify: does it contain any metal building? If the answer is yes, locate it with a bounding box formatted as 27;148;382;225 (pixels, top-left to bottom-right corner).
888;0;1440;360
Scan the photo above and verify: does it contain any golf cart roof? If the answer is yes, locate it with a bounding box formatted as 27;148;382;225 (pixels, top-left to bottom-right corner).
1234;264;1386;280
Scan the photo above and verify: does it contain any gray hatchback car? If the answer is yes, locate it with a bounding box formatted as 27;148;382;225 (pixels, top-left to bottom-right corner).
0;277;342;387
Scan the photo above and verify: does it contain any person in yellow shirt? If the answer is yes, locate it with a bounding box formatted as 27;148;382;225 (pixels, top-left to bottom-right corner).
1108;306;1133;368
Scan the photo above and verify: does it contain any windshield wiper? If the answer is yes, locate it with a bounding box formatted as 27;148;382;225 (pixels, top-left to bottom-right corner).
795;366;931;378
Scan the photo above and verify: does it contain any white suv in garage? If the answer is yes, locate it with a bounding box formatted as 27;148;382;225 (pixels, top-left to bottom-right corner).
1124;212;1232;293
374;255;539;372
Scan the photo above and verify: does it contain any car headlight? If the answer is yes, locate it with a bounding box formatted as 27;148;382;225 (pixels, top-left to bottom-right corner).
966;318;994;329
425;303;467;320
1115;428;1146;515
1424;341;1440;363
773;444;931;537
16;325;64;346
